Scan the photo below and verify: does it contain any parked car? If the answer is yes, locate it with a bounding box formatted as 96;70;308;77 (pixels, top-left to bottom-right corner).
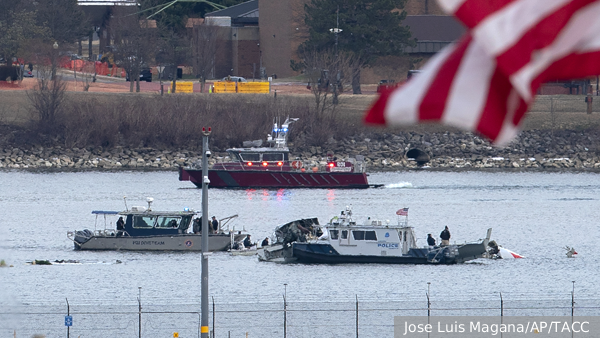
222;76;247;82
126;68;152;82
376;79;402;93
23;69;33;77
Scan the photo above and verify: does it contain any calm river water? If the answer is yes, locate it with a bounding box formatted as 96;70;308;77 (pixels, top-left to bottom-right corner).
1;170;599;337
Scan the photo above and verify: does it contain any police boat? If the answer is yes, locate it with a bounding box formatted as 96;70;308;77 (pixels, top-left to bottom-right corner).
259;207;491;265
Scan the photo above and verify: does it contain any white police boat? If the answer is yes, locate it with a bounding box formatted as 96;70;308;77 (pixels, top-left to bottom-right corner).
259;207;491;265
67;198;247;251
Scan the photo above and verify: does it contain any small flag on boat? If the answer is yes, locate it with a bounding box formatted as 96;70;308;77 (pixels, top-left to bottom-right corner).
396;208;409;216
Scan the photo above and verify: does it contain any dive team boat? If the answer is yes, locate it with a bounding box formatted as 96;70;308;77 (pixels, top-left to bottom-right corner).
179;118;380;189
258;207;491;264
67;198;247;251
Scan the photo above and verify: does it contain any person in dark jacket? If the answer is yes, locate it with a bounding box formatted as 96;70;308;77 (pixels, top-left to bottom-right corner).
261;237;269;247
193;217;202;234
440;226;451;246
116;216;125;237
243;235;252;248
427;234;436;246
211;216;219;233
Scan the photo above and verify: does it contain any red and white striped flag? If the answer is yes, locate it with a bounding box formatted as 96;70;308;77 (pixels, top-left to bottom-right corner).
365;0;600;145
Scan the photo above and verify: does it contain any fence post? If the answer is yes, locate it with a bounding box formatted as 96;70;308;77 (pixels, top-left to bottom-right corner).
356;295;359;338
283;294;287;338
500;292;503;317
212;297;215;338
138;287;142;338
427;282;431;317
571;281;576;317
283;283;288;338
66;298;70;338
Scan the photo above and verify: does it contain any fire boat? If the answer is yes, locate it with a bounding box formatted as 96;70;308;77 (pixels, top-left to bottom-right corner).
179;118;381;189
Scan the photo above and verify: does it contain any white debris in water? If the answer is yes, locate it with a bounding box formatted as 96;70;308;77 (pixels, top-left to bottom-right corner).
384;182;413;189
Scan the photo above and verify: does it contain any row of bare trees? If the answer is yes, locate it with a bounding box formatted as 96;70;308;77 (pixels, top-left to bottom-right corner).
108;7;223;94
110;7;157;93
21;92;358;149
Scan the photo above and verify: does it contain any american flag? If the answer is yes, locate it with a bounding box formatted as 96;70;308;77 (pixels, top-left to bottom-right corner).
396;208;409;216
365;0;600;145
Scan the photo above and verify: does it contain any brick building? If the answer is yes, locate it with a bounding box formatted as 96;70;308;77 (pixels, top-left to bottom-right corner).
197;0;463;82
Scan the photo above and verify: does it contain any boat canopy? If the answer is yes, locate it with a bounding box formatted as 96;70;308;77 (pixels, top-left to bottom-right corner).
91;210;120;215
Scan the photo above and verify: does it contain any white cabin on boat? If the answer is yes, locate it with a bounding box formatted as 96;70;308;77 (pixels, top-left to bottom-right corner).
322;207;418;256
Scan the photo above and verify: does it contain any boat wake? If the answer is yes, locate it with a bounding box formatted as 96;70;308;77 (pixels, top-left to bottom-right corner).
384;182;413;189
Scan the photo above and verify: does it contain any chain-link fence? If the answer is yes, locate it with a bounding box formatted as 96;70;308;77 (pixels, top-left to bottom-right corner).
3;292;600;338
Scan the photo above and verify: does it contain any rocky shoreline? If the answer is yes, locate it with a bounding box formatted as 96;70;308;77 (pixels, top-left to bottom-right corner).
2;129;600;171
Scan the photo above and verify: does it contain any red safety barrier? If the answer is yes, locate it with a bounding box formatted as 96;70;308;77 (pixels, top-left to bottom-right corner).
95;62;109;76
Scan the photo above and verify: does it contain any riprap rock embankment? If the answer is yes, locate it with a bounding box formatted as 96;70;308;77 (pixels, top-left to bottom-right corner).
2;130;600;171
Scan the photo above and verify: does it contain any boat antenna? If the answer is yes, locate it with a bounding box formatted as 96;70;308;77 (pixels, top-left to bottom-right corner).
146;197;154;211
123;196;128;211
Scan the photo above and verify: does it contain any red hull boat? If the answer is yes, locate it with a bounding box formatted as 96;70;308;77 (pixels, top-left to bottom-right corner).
179;118;380;189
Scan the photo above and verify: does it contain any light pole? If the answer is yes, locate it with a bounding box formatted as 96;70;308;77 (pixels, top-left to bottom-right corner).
201;127;212;338
329;8;342;104
52;41;59;80
329;7;342;58
257;44;262;79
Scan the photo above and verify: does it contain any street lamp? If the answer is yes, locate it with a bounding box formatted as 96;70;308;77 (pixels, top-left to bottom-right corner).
329;6;342;57
52;42;59;80
330;8;342;105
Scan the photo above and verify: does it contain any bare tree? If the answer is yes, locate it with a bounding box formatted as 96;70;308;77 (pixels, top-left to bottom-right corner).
300;48;362;121
111;7;156;92
26;63;67;131
193;23;222;93
157;31;192;94
78;61;96;91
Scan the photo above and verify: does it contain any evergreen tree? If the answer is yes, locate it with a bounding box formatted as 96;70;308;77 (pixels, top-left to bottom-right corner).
302;0;413;93
35;0;89;44
0;0;48;62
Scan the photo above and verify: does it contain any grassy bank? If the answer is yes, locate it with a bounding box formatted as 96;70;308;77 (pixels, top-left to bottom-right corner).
1;90;600;150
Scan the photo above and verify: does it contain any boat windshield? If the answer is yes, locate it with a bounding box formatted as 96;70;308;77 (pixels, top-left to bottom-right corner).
156;216;182;229
262;153;284;161
240;153;260;162
133;215;156;228
228;152;242;161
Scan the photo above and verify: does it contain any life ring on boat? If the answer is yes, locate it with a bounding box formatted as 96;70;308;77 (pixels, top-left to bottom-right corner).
291;160;302;169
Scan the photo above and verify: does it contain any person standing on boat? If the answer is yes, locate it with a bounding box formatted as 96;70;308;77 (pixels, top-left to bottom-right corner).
440;226;451;246
116;217;125;237
211;216;219;233
193;217;202;234
427;234;436;247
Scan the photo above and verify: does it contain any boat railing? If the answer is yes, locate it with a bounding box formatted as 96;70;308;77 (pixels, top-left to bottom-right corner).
428;249;443;264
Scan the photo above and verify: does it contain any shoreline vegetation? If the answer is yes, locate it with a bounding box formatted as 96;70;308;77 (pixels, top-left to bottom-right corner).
1;91;600;172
